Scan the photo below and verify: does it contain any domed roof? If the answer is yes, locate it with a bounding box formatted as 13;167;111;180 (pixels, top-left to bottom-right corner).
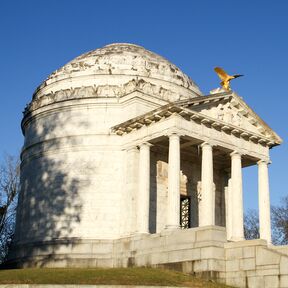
27;43;202;115
40;43;201;95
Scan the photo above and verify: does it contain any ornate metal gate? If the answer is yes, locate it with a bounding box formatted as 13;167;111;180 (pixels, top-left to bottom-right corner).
180;196;191;229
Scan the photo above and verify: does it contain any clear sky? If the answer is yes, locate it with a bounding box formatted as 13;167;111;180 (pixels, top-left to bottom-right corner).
0;0;287;211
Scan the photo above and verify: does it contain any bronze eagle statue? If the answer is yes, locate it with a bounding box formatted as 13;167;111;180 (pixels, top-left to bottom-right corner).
214;67;243;91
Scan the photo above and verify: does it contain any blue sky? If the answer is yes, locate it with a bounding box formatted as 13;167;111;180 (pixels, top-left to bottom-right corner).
0;0;287;211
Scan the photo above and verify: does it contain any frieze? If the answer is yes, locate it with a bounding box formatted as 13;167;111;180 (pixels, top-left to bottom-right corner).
24;78;186;115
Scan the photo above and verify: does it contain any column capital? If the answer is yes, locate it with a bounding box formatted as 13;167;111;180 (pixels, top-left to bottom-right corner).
138;142;153;148
126;145;139;153
200;141;213;149
230;150;242;158
257;159;271;165
165;128;184;138
166;132;182;139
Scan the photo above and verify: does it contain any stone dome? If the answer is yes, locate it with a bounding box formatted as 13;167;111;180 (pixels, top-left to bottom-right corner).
27;43;201;110
46;43;200;92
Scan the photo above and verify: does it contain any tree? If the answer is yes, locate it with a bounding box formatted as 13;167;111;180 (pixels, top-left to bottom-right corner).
0;155;20;263
271;196;288;245
244;209;260;240
244;198;288;245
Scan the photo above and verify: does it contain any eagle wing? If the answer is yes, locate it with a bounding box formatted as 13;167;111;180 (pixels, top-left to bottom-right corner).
233;74;244;79
214;67;229;81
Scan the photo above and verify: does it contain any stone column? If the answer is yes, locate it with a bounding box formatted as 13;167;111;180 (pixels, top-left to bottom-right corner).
166;133;180;229
225;179;233;240
230;151;244;241
258;160;272;244
199;142;214;226
137;142;151;233
126;146;139;234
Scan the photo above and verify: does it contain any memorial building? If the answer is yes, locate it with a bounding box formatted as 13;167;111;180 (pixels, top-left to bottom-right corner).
8;43;288;288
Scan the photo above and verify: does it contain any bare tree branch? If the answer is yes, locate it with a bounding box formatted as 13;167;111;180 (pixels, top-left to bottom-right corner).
271;196;288;245
244;197;288;245
244;209;260;240
0;154;20;263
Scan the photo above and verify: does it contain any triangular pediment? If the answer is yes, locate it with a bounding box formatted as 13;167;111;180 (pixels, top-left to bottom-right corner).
111;91;282;147
178;92;282;145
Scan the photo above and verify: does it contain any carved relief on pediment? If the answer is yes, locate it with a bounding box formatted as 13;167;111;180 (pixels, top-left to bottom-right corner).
199;102;261;134
214;103;242;126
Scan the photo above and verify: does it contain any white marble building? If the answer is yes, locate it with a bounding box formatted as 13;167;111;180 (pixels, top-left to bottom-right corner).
8;43;288;288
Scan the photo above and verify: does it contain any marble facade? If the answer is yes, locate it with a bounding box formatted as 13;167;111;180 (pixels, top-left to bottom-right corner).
8;43;287;288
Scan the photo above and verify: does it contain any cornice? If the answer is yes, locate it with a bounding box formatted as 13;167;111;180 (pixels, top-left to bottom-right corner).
110;103;280;148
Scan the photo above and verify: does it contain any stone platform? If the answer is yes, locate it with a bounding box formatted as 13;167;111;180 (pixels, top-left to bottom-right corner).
6;226;288;288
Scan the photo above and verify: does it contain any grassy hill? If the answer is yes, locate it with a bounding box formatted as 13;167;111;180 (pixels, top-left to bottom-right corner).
0;267;234;287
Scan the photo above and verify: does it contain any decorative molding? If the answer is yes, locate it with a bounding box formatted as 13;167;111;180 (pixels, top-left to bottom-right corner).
24;78;188;116
111;103;279;147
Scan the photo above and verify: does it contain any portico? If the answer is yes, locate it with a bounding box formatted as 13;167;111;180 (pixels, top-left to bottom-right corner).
112;91;281;243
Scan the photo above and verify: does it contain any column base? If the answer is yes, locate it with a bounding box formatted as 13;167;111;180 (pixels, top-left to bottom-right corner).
199;223;214;228
229;237;245;242
135;231;150;235
165;225;180;230
259;237;271;245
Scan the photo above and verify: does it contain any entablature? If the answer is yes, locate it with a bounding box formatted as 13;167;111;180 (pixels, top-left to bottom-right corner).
113;114;270;162
111;96;280;151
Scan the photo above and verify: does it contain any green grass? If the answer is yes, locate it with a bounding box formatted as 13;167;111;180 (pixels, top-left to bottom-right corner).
0;267;233;287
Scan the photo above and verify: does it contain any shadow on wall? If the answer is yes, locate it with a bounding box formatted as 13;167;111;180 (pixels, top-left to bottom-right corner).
5;107;92;267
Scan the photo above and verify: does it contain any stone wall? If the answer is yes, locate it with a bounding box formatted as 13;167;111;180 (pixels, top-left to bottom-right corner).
7;227;288;288
17;93;168;243
16;148;125;242
224;240;288;288
7;226;227;281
